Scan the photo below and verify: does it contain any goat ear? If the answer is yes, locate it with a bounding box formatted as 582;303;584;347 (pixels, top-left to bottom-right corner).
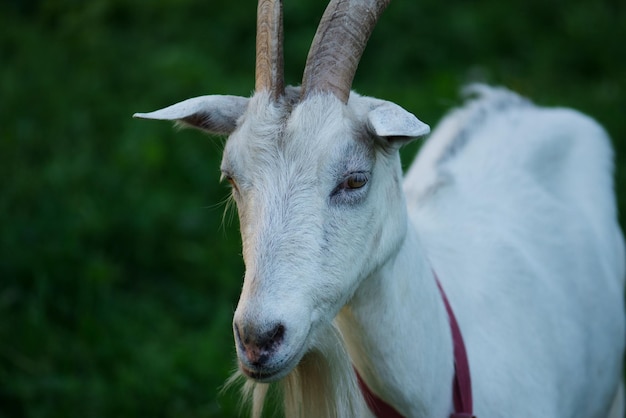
366;100;430;146
133;95;249;135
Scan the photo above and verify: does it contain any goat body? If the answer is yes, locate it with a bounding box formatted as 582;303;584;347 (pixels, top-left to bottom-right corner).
369;85;626;416
136;85;625;417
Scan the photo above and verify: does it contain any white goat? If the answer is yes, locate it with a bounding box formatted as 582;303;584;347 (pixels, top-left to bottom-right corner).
135;0;625;416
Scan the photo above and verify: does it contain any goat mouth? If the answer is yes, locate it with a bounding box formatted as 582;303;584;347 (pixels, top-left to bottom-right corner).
240;364;283;382
238;335;310;383
239;346;307;383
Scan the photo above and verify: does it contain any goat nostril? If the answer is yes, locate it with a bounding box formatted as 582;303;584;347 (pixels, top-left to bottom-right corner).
265;324;285;349
274;324;285;341
256;323;285;353
234;323;246;350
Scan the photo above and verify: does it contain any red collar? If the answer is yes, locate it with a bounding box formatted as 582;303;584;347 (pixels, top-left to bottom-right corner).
355;273;474;418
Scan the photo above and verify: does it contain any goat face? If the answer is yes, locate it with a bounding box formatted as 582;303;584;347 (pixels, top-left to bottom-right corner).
224;91;427;381
135;89;427;381
134;0;428;384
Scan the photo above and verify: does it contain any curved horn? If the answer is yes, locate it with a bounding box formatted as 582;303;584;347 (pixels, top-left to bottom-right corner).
301;0;391;103
255;0;285;100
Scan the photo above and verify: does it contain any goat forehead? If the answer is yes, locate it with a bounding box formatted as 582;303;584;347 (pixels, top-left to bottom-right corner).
226;95;366;178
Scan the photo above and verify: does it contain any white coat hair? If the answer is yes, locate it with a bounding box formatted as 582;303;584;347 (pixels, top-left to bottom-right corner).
134;0;625;416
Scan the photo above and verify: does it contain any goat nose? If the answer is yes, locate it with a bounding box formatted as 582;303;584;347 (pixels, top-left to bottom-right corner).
234;322;286;366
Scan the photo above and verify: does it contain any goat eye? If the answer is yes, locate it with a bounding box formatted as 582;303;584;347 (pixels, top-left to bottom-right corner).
330;171;371;204
221;172;239;192
344;172;368;190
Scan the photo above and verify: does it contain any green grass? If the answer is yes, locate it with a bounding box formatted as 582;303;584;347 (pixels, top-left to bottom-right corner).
1;0;624;416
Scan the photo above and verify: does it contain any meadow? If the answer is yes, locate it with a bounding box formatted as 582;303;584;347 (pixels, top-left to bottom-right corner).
1;0;624;416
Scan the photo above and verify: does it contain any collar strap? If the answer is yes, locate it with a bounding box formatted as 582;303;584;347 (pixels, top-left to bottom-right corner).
355;273;474;418
435;274;474;418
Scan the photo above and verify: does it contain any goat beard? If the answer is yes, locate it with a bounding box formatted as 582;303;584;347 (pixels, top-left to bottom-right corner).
226;322;368;418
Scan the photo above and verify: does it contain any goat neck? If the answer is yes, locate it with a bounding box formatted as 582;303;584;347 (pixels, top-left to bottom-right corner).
337;221;455;417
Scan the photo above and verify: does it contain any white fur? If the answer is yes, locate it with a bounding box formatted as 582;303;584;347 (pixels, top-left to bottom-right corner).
135;85;625;417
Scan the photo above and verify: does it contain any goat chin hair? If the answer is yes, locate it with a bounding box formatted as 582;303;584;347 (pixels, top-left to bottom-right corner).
225;323;368;418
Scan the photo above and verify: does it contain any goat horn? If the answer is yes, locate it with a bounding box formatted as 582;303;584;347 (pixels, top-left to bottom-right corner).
255;0;285;100
301;0;390;103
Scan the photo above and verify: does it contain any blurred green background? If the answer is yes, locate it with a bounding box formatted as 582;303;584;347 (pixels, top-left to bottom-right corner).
1;0;624;416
